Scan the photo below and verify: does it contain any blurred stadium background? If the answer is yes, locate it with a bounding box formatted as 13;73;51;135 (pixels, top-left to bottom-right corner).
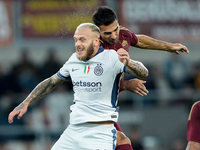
0;0;200;150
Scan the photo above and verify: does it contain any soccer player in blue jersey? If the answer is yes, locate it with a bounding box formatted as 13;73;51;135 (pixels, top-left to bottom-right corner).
8;23;148;150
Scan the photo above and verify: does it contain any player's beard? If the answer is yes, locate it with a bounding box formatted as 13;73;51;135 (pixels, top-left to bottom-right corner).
77;41;94;61
108;36;119;45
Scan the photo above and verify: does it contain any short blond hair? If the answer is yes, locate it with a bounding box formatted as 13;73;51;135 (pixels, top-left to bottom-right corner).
76;23;100;37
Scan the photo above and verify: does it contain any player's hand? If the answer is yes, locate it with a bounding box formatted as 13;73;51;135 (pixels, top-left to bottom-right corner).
8;103;28;124
167;43;189;54
117;48;130;66
120;78;149;96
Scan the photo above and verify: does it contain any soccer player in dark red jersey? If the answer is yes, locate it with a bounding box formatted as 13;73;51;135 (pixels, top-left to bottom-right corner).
93;6;189;97
186;101;200;150
92;6;190;150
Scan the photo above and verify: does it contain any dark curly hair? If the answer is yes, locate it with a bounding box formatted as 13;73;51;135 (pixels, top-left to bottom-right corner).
92;6;118;27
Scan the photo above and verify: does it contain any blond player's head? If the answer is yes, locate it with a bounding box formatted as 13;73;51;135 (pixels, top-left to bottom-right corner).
73;23;100;61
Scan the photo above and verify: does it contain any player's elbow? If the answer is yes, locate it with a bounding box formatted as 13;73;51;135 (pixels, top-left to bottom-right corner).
140;69;148;78
144;69;149;77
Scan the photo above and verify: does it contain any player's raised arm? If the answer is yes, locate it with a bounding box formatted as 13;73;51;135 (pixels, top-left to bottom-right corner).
8;73;66;124
135;34;189;54
117;48;148;78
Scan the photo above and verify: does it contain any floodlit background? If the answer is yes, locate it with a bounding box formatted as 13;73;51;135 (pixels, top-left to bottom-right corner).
0;0;200;150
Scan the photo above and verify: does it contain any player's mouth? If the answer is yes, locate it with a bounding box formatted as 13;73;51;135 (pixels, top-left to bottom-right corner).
109;39;117;44
109;37;119;44
77;49;84;52
76;47;84;53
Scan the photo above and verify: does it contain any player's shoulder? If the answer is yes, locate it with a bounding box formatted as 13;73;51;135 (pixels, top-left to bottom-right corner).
102;49;117;57
188;100;200;120
120;26;130;31
70;52;77;58
103;49;117;54
192;101;200;109
119;26;135;37
67;52;78;62
119;26;132;34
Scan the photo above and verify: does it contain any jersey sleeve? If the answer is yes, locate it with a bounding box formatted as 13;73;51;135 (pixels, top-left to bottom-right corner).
57;53;76;80
129;30;138;46
57;62;70;80
187;101;200;143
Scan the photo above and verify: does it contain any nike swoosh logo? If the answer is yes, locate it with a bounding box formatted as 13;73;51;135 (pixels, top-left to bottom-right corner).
72;68;79;72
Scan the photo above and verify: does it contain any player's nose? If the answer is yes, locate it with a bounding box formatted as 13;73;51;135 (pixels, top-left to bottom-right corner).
111;32;117;39
75;40;81;47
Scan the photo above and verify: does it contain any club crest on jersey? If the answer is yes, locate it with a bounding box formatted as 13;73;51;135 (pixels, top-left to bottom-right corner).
122;40;128;49
94;64;103;76
84;65;90;74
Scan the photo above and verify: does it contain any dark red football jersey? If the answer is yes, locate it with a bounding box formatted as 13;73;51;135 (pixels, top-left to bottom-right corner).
187;101;200;143
100;26;138;52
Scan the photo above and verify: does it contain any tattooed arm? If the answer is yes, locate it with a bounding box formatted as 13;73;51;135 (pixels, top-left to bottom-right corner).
126;59;148;78
186;141;200;150
8;73;66;123
117;48;148;78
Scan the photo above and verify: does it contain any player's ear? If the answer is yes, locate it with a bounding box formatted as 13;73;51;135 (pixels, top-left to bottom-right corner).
93;37;100;47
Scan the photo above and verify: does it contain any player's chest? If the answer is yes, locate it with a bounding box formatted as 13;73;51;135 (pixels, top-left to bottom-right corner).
69;62;111;80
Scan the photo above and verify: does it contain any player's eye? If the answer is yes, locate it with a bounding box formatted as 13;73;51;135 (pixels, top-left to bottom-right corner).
81;39;85;42
114;26;119;31
104;32;112;35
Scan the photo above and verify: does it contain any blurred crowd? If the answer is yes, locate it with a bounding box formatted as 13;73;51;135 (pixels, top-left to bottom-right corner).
0;47;200;150
0;48;74;143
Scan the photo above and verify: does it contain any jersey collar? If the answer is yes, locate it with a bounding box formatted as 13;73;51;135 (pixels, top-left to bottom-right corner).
95;46;104;56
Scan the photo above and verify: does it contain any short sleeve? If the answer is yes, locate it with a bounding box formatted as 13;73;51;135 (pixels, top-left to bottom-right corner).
129;30;138;46
57;62;70;80
187;101;200;143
